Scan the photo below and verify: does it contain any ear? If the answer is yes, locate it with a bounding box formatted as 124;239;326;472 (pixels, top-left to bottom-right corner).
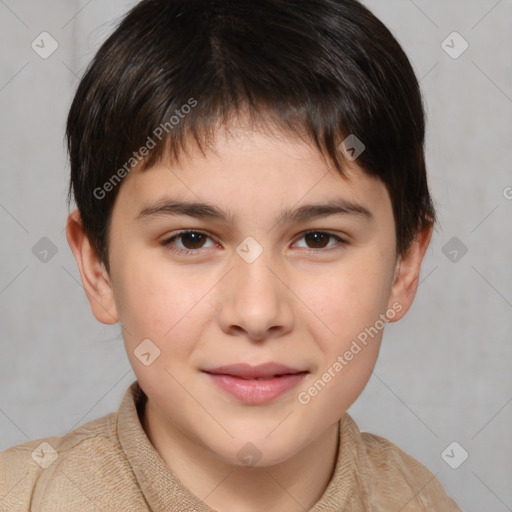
386;223;433;322
66;209;119;325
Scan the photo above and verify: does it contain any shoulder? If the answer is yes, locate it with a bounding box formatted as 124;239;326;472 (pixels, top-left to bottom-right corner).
0;411;143;511
342;415;462;511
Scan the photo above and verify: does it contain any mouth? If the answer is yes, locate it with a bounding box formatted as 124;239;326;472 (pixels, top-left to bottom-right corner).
202;363;309;405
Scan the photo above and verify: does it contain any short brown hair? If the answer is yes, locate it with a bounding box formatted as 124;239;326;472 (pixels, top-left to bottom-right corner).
66;0;435;273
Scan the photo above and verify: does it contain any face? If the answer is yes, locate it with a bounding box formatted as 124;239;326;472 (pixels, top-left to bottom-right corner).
68;124;428;468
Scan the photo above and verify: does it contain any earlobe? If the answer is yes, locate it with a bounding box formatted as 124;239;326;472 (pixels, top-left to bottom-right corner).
65;209;119;325
387;224;433;323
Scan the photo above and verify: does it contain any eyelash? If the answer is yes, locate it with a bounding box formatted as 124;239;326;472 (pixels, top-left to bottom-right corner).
162;230;348;256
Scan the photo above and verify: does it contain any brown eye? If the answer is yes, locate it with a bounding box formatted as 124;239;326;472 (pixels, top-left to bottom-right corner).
178;232;207;249
304;232;331;249
294;231;347;251
163;230;216;254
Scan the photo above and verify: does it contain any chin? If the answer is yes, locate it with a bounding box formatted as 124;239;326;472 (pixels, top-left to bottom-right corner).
203;420;316;468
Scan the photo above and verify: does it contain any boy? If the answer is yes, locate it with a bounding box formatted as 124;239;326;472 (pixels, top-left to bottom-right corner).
0;0;462;510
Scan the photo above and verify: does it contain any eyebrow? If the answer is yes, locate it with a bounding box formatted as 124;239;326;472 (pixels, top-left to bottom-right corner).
135;198;374;225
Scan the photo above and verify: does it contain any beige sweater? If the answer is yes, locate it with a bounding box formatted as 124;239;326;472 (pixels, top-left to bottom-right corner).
0;381;461;511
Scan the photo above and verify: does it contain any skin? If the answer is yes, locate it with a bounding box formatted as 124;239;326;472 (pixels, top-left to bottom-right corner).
67;122;432;512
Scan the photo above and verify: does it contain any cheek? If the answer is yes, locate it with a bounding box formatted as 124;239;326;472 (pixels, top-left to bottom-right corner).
295;257;396;414
112;256;214;396
110;250;212;347
299;259;394;347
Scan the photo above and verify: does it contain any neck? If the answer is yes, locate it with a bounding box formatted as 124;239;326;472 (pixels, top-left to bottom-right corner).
142;400;340;512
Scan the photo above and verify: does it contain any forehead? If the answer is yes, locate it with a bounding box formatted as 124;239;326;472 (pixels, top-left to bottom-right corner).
114;126;392;225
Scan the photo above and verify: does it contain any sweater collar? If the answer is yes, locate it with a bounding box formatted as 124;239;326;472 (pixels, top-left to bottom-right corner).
118;380;359;511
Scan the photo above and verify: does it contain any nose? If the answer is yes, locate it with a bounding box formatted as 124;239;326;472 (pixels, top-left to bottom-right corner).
216;251;294;342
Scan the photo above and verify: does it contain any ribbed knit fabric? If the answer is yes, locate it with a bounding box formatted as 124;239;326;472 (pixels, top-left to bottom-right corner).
0;381;461;511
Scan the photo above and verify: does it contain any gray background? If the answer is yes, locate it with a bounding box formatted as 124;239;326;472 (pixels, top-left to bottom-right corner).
1;0;511;510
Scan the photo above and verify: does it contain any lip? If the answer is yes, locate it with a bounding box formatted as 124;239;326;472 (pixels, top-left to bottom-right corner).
203;363;308;405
